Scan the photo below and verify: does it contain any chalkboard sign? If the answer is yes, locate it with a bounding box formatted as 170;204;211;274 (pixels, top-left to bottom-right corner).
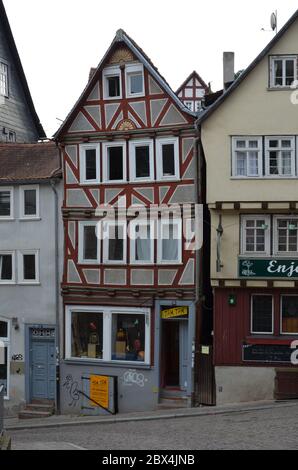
242;343;293;363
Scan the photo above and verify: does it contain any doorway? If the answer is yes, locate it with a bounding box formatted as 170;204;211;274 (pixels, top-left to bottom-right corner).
161;320;188;391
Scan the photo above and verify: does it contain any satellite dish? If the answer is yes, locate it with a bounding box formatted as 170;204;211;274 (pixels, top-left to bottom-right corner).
270;12;277;31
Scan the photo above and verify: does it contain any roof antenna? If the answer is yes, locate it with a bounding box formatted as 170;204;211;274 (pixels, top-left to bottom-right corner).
261;10;278;34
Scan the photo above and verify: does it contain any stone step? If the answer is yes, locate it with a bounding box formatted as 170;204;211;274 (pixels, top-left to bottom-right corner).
158;397;188;409
25;403;54;413
18;410;53;420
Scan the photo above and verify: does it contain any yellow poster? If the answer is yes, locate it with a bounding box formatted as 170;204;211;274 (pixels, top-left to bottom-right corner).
161;306;188;319
90;375;109;409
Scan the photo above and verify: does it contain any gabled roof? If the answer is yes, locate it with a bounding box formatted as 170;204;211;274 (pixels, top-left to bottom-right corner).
0;142;61;183
54;29;197;139
176;70;209;95
0;1;46;139
197;8;298;125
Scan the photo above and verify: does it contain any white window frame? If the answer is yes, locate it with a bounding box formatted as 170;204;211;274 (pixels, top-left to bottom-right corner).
156;137;180;181
19;185;40;220
78;221;100;265
251;294;274;335
184;101;193;111
129;219;155;265
264;136;296;178
125;63;145;98
270;55;297;88
157;218;182;264
103;221;127;264
103;141;127;184
17;250;39;285
79;143;100;185
232;136;263;178
0;317;10;399
0;187;13;220
65;305;151;365
280;295;298;336
241;215;271;256
0;61;8;97
0;251;15;284
273;215;298;256
103;66;122;100
129;139;154;182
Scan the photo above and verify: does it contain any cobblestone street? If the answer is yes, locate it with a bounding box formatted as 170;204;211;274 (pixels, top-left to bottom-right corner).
9;402;298;450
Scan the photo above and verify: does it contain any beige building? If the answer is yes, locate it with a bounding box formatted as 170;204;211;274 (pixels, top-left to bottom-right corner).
198;9;298;405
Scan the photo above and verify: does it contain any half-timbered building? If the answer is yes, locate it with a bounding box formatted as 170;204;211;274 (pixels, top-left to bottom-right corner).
55;30;201;413
176;71;209;113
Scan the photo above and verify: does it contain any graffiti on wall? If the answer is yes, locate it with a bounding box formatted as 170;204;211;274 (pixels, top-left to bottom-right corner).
122;369;148;388
63;375;80;407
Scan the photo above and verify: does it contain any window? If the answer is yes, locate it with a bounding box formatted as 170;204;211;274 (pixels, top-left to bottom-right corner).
195;101;202;112
78;221;100;264
18;250;39;284
0;252;14;283
130;220;154;264
264;137;295;177
281;296;298;335
0;62;8;96
103;221;126;264
0;188;13;219
103;66;122;99
274;216;298;255
184;101;193;111
158;219;182;264
0;318;10;399
241;216;270;255
71;311;103;359
232;137;262;177
103;142;126;183
126;64;144;97
270;56;297;88
129;139;154;181
66;306;150;364
20;185;39;219
79;144;100;184
156;137;179;180
251;295;273;334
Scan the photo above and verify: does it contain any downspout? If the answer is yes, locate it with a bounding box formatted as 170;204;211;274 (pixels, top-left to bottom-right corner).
50;178;60;414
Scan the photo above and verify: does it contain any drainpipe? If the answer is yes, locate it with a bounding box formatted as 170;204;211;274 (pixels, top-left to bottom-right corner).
50;178;60;414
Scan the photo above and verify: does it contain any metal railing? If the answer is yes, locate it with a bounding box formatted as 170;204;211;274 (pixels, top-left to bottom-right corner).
0;385;4;434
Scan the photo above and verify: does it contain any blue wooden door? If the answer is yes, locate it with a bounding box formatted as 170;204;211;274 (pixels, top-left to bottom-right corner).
31;341;55;400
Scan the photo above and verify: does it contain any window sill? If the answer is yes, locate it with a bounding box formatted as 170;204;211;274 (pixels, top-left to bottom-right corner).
103;96;122;101
231;176;298;180
63;358;152;369
267;87;293;91
19;217;41;222
0;281;16;285
0;217;14;222
18;282;40;286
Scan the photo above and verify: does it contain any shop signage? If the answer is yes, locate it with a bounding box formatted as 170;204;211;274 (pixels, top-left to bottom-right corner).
90;375;109;408
161;306;188;319
239;258;298;278
243;343;292;363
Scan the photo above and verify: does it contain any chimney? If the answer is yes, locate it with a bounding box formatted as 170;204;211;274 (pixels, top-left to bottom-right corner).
223;52;235;90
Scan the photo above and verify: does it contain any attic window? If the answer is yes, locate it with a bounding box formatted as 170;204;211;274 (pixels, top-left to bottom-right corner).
126;64;144;98
270;56;297;88
103;66;122;99
108;76;120;97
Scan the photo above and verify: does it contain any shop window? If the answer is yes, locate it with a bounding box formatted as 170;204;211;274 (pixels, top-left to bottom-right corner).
129;139;154;181
156;137;179;180
20;185;39;219
281;296;298;334
251;295;273;334
71;311;103;359
112;313;145;362
265;137;295;177
103;142;126;183
0;188;13;219
0;252;14;283
232;137;262;177
241;215;270;255
273;216;298;254
79;144;100;184
270;56;297;88
78;221;100;264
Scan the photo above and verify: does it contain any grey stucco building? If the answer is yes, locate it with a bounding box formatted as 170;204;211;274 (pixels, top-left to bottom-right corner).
0;142;62;416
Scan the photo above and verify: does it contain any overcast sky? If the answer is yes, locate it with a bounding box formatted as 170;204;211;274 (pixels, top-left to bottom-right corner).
3;0;298;137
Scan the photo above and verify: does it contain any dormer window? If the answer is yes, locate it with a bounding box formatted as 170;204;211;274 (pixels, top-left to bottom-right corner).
126;64;144;98
270;55;297;88
103;66;122;99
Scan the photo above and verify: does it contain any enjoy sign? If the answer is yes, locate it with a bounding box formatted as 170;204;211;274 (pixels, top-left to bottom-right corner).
239;258;298;278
